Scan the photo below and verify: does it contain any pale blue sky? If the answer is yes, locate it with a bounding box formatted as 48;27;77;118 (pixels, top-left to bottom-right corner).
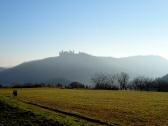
0;0;168;67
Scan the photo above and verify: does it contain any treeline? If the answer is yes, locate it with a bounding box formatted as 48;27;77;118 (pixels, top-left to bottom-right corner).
129;77;168;92
91;73;168;92
0;81;89;89
91;73;128;90
0;73;168;92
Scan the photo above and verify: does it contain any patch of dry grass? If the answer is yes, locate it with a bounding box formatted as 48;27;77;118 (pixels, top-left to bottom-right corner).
0;88;168;126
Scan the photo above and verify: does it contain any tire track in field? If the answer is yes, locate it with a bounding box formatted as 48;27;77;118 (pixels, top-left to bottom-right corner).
18;98;119;126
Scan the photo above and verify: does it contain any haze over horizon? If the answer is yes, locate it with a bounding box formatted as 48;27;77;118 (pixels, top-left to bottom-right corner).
1;0;168;67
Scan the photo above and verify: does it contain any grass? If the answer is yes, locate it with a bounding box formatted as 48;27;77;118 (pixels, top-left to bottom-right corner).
0;95;100;126
0;98;61;126
0;88;168;126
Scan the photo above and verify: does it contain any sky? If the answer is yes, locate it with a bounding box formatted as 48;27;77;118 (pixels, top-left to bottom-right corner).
0;0;168;67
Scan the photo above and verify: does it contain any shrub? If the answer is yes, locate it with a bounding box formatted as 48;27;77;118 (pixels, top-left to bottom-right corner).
67;82;85;89
13;90;17;96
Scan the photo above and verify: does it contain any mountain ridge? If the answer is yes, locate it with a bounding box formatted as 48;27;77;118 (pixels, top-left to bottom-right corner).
0;53;168;85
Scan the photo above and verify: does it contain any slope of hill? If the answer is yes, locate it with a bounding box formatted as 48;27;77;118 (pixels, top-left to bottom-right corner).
0;52;168;85
161;74;168;81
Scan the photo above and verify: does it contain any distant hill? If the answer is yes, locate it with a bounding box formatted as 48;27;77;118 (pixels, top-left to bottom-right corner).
161;74;168;82
0;52;168;85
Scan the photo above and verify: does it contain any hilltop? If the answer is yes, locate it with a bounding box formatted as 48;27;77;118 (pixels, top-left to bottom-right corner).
0;51;168;85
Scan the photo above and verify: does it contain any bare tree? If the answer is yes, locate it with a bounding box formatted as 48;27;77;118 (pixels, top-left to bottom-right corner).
130;76;145;90
117;72;129;90
91;73;119;90
130;76;154;91
91;73;108;89
108;74;117;85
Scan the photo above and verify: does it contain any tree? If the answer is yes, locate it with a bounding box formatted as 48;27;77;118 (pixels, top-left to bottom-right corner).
108;74;116;85
130;76;145;90
154;78;168;92
91;73;108;89
130;76;154;91
91;73;119;90
117;72;129;90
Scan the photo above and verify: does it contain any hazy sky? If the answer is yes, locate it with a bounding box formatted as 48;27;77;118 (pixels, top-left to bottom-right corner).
0;0;168;67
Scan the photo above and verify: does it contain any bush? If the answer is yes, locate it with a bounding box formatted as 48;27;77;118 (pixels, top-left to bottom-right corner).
13;90;17;96
67;82;85;89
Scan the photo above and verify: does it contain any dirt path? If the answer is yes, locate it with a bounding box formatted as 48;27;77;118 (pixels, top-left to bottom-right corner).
18;99;119;126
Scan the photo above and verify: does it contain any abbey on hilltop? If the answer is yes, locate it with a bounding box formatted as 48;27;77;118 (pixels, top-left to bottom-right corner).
59;50;75;56
59;50;88;57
